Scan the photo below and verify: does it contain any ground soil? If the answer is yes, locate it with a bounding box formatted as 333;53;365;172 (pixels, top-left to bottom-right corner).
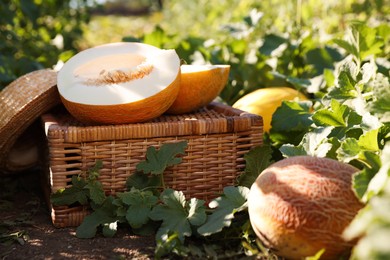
0;169;155;260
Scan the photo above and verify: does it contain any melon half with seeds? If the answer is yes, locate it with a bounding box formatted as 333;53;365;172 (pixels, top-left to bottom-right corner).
248;156;364;260
167;64;230;114
57;42;181;124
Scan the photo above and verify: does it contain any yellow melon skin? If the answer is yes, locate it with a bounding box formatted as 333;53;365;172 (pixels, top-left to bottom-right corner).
233;87;307;132
60;72;180;125
167;65;230;114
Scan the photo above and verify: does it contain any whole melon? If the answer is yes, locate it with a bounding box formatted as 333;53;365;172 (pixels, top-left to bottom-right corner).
233;87;307;132
248;156;364;260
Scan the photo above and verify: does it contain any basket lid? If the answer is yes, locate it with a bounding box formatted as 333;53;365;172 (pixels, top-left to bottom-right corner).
0;69;60;172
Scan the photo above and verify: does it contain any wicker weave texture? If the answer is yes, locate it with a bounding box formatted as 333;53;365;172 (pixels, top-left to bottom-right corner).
43;102;263;227
0;69;60;171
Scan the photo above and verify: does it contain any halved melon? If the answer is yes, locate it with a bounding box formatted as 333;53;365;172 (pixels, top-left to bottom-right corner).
166;64;230;114
57;42;181;124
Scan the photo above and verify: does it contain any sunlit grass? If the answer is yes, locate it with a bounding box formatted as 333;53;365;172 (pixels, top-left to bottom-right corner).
78;0;382;51
77;12;163;50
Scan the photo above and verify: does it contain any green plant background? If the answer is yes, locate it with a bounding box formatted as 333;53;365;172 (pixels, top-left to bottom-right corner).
1;0;389;259
1;0;388;99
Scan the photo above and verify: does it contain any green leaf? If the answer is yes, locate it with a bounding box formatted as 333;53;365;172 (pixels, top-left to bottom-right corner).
259;34;287;56
117;189;158;229
312;99;347;127
142;25;169;48
238;145;274;188
353;23;384;61
286;76;311;90
351;151;381;200
358;129;380;152
353;167;377;200
344;144;390;260
126;171;162;191
333;39;359;59
313;109;345;127
102;221;118;238
301;126;333;157
76;196;118;239
337;138;360;163
325;137;342;160
281;126;334;158
85;181;106;206
326;62;359;100
369;73;390;123
126;171;150;190
337;128;380;165
154;232;189;259
269;130;307;148
197;186;249;236
50;160;106;206
88;160;103;181
50;176;89;206
305;46;343;76
323;68;335;87
279;144;307;157
149;189;206;242
360;61;377;85
136;141;188;175
333;23;384;62
361;144;390;202
271;101;312;132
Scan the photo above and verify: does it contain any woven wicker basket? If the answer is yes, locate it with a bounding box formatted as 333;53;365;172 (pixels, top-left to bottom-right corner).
41;102;263;227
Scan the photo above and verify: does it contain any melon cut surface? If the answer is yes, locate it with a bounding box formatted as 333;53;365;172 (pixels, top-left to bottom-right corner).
167;64;230;114
57;42;181;124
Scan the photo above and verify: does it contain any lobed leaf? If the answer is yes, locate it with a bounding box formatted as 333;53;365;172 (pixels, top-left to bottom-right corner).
117;189;158;229
149;189;206;242
238;145;274;188
85;181;106;206
369;73;390;123
51;176;89;206
136;141;188;175
76;196;119;239
271;100;313;132
197;186;249;236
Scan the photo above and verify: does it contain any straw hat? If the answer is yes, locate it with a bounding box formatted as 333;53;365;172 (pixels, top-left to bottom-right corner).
0;69;60;173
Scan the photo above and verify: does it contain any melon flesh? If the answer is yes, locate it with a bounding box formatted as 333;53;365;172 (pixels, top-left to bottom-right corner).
57;42;181;124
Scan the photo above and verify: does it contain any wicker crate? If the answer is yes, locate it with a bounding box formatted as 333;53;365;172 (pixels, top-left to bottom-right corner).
41;102;263;227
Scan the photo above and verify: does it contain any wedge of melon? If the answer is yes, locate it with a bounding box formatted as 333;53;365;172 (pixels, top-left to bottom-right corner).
57;42;181;124
166;64;230;114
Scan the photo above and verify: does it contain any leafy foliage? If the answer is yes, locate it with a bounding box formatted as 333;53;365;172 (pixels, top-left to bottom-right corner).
237;145;274;188
343;143;390;259
0;0;92;89
51;140;274;258
197;186;248;236
76;196;118;238
13;0;389;258
51;160;105;206
50;176;89;206
150;189;206;242
117;188;158;229
269;22;390;260
136;141;187;175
